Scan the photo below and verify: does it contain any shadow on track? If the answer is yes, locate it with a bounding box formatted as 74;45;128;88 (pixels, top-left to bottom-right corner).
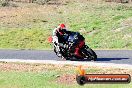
68;58;129;61
96;58;129;61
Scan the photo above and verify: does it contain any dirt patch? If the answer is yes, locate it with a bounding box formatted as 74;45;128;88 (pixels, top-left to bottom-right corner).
56;74;76;85
121;18;132;27
0;62;76;72
113;18;132;32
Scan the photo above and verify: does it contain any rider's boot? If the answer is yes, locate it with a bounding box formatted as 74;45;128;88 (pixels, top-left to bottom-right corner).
56;45;62;57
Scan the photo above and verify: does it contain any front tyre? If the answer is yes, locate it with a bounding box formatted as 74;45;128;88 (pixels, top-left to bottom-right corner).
81;45;97;61
86;48;97;61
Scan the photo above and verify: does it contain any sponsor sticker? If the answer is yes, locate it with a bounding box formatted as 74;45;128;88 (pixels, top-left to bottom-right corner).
76;66;131;85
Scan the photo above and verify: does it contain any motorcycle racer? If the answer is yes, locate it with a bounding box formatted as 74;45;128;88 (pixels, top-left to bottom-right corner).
52;24;69;57
52;24;82;58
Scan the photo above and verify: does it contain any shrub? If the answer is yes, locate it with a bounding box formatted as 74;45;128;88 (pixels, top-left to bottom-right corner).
0;0;9;7
33;0;51;5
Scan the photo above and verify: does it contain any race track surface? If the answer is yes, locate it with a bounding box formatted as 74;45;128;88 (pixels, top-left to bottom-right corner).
0;50;131;65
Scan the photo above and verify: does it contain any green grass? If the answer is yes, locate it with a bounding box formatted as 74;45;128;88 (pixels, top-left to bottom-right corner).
0;1;132;49
0;28;52;49
0;70;132;88
0;62;132;88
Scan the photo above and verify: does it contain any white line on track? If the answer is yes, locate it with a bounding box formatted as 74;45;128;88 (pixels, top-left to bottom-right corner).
0;59;132;69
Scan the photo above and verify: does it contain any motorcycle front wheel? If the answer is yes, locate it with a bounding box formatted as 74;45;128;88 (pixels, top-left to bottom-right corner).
82;46;97;61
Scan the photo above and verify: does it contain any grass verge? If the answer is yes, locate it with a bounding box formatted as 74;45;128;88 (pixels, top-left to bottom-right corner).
0;62;132;88
0;0;132;49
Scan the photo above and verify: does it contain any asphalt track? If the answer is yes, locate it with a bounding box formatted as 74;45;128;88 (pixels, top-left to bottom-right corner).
0;50;131;65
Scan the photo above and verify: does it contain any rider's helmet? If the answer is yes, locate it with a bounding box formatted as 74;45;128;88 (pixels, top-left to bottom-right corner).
60;24;66;29
57;24;66;35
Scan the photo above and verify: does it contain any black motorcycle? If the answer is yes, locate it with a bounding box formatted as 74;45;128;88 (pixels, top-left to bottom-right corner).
53;32;97;61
